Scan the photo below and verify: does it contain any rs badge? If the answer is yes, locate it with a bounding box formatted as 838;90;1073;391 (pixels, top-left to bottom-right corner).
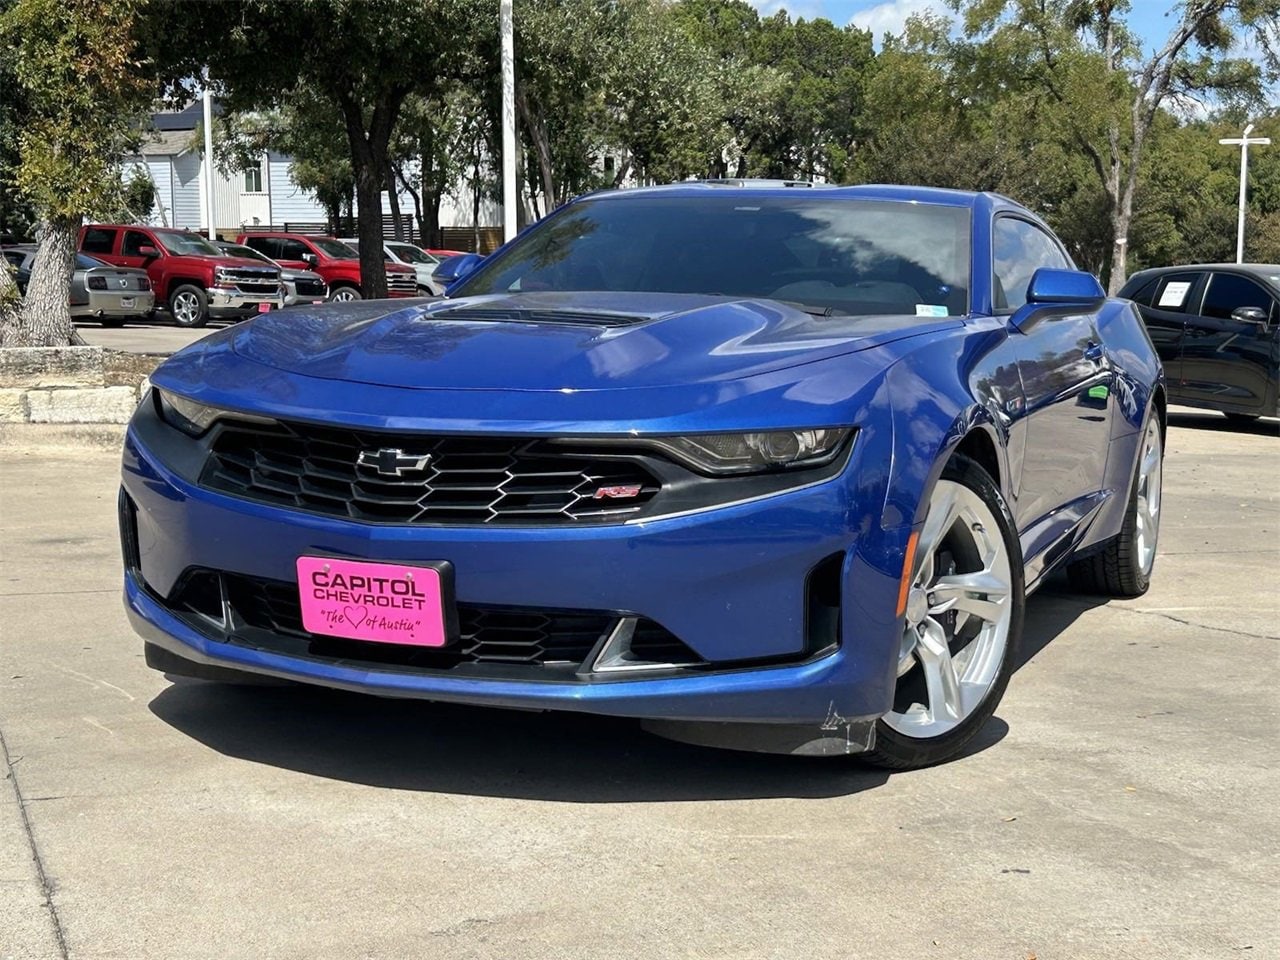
593;484;643;500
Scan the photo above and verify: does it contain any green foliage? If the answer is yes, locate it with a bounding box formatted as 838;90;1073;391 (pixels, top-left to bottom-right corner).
0;0;153;222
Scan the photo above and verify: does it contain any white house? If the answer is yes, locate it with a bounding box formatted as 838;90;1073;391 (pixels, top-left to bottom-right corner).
126;103;500;239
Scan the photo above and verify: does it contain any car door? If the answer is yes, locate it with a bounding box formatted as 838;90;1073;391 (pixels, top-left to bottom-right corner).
996;216;1112;536
1124;270;1207;389
273;237;314;272
117;229;159;271
1179;271;1278;414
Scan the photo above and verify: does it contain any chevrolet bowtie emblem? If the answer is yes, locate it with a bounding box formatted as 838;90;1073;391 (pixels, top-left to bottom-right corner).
357;448;432;477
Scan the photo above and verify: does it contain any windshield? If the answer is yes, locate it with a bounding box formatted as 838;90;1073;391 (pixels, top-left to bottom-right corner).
388;243;436;265
311;237;358;260
456;195;971;316
220;243;272;265
153;230;222;257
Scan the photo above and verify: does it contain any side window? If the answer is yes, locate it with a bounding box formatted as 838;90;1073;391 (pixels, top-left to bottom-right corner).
243;236;279;258
993;217;1071;311
277;239;310;261
1126;277;1160;307
81;227;117;255
1149;272;1203;314
121;230;153;257
1201;273;1275;321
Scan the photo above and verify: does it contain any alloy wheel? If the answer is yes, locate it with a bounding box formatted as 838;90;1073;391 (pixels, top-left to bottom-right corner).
1134;417;1162;575
885;479;1015;740
172;291;201;326
330;287;358;302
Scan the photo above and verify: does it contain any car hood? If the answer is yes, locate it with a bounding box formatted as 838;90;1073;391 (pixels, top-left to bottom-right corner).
279;268;324;283
228;291;960;392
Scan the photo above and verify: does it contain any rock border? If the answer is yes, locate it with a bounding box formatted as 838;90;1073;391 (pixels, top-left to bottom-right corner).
0;346;160;425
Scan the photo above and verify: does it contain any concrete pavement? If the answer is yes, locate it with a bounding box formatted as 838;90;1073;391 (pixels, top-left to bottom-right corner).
0;410;1276;959
74;316;223;356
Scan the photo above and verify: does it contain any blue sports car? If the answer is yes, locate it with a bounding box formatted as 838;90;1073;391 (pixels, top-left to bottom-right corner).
121;183;1165;768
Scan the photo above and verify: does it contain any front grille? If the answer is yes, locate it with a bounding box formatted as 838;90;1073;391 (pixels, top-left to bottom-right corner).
169;569;699;674
293;278;326;296
234;280;281;296
388;273;417;293
201;422;660;525
431;307;650;328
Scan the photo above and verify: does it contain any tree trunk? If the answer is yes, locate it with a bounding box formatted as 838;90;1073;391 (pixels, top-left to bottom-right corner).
16;216;79;346
354;164;387;298
516;89;555;214
386;165;405;241
0;252;24;348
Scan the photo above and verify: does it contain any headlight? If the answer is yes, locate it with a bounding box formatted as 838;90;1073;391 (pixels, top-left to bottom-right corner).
155;388;273;437
641;428;852;475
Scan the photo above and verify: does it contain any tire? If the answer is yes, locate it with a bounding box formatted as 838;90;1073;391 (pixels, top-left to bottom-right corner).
169;284;209;328
862;453;1024;770
1067;413;1163;598
328;285;362;302
1223;412;1260;425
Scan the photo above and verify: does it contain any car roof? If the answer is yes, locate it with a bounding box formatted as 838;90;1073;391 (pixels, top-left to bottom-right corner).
580;180;1023;211
1127;263;1280;275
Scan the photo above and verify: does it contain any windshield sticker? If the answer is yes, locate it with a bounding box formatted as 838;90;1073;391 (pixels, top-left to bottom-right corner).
916;304;949;317
1158;281;1191;307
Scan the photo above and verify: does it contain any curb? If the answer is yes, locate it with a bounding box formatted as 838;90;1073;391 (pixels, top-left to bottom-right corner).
0;346;159;425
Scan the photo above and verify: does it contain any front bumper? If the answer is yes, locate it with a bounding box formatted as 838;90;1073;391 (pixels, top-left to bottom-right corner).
72;290;156;318
207;286;283;318
121;412;908;729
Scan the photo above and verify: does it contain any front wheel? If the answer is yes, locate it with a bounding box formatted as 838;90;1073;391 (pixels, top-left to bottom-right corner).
863;454;1024;770
168;284;209;328
328;285;362;302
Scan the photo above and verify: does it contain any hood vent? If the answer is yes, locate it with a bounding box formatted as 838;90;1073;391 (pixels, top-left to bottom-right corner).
428;306;651;328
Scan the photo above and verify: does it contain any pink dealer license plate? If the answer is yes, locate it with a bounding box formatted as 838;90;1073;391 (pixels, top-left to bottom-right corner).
296;557;450;647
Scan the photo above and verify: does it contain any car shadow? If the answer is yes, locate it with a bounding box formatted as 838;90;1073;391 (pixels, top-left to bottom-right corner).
1016;575;1110;670
1167;410;1278;436
149;680;909;801
146;580;1101;801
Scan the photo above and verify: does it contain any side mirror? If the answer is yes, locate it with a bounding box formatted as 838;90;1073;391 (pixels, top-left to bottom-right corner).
137;245;159;258
302;253;319;268
1010;267;1105;331
434;252;484;288
1230;305;1268;327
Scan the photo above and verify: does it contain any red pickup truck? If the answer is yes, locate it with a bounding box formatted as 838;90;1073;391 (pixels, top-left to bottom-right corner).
236;232;417;300
79;224;283;328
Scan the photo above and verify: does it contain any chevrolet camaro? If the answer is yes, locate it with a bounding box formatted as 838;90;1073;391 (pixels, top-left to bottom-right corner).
121;183;1165;768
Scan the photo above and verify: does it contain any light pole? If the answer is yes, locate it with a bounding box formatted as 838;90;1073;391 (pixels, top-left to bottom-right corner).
500;0;517;244
1218;123;1270;264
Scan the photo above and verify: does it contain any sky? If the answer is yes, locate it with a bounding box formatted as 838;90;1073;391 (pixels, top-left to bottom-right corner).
746;0;1194;56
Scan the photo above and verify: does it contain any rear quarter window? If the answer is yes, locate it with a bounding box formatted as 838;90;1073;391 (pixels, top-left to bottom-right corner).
81;227;117;254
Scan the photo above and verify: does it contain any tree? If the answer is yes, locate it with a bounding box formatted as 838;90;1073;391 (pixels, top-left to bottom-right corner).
960;0;1280;292
0;0;154;346
146;0;480;298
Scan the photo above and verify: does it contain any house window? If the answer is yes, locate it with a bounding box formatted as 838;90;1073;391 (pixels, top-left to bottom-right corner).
243;162;263;193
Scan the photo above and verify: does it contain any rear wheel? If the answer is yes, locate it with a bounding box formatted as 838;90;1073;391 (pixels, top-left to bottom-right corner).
1067;414;1162;598
863;454;1024;770
329;285;362;302
169;284;209;327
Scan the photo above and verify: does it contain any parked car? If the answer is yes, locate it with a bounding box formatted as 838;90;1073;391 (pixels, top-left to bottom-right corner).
338;238;445;296
426;248;469;259
4;245;155;326
79;225;281;328
122;183;1165;769
1119;263;1278;423
213;241;328;307
236;232;417;301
